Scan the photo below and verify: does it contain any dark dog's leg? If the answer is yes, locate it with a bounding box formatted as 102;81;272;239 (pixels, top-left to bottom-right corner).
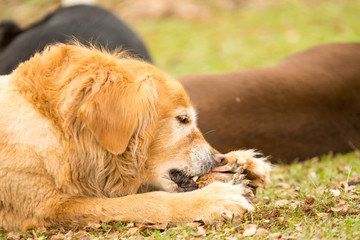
0;20;22;49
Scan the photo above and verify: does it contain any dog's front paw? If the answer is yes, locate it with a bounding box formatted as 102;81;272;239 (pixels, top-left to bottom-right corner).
197;150;270;195
190;181;253;223
225;150;270;189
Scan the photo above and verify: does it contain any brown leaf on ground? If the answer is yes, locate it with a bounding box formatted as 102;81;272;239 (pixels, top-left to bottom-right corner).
271;174;284;180
242;224;257;237
128;227;138;235
269;232;282;239
49;233;65;240
316;212;329;219
290;201;301;209
276;182;291;189
348;195;360;200
309;171;317;179
305;195;316;205
35;227;47;234
330;189;341;197
263;209;281;219
74;230;91;240
6;232;20;240
283;232;300;239
138;220;171;232
301;203;315;215
191;226;206;237
254;228;269;237
262;197;270;204
348;176;360;186
330;203;348;213
274;199;289;207
85;222;101;231
126;222;135;228
185;221;204;228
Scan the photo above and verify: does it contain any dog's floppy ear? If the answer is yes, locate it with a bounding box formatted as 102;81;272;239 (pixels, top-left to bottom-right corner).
79;75;158;155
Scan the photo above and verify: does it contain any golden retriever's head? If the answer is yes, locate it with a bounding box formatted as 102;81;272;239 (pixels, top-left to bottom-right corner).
13;43;224;194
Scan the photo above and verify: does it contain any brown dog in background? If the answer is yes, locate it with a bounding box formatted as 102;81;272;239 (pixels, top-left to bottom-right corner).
180;43;360;163
0;43;271;231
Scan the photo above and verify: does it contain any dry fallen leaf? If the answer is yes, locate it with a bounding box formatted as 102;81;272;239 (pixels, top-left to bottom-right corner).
191;226;206;237
6;232;20;240
263;196;270;204
283;232;300;239
126;222;135;228
348;195;360;200
36;227;47;234
74;230;91;240
242;224;257;237
271;174;284;180
185;221;203;228
290;200;301;209
138;221;171;232
85;222;101;230
316;212;329;219
276;182;291;189
269;232;282;239
50;233;65;240
330;189;341;197
305;195;316;205
331;203;348;213
348;176;360;186
274;199;289;207
254;228;269;237
295;224;303;231
64;231;74;239
128;227;138;235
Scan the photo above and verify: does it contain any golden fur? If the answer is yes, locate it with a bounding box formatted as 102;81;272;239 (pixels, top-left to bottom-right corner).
0;43;267;231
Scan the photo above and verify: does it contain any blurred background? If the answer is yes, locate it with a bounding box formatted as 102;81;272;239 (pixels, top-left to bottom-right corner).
0;0;359;77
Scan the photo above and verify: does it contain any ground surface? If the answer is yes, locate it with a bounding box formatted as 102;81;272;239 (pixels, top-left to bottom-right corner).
0;0;359;239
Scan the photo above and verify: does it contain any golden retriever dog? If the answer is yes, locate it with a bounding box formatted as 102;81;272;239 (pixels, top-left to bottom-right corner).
180;43;360;163
0;43;268;231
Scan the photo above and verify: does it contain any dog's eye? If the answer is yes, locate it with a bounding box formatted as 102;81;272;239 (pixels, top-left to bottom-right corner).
176;115;189;124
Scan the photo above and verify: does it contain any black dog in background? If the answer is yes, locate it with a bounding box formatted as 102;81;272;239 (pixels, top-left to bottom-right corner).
0;4;152;75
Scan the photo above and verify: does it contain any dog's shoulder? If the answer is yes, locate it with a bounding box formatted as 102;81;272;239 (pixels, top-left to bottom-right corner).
0;75;60;152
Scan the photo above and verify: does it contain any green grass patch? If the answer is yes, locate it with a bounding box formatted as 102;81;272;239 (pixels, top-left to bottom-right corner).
0;0;359;239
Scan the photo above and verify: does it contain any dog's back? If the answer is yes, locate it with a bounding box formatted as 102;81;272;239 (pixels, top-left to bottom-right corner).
0;5;151;75
180;43;360;162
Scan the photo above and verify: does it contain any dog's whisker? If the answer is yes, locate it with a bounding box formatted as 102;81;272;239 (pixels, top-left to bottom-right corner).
203;129;216;137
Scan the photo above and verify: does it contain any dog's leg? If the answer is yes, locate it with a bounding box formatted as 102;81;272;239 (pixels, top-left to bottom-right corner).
45;182;253;228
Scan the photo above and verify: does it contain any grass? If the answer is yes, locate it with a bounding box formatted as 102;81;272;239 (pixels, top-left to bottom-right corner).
1;153;359;239
133;0;360;76
0;0;359;239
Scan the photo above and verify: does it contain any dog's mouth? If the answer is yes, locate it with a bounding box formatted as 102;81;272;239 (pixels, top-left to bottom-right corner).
169;169;199;192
